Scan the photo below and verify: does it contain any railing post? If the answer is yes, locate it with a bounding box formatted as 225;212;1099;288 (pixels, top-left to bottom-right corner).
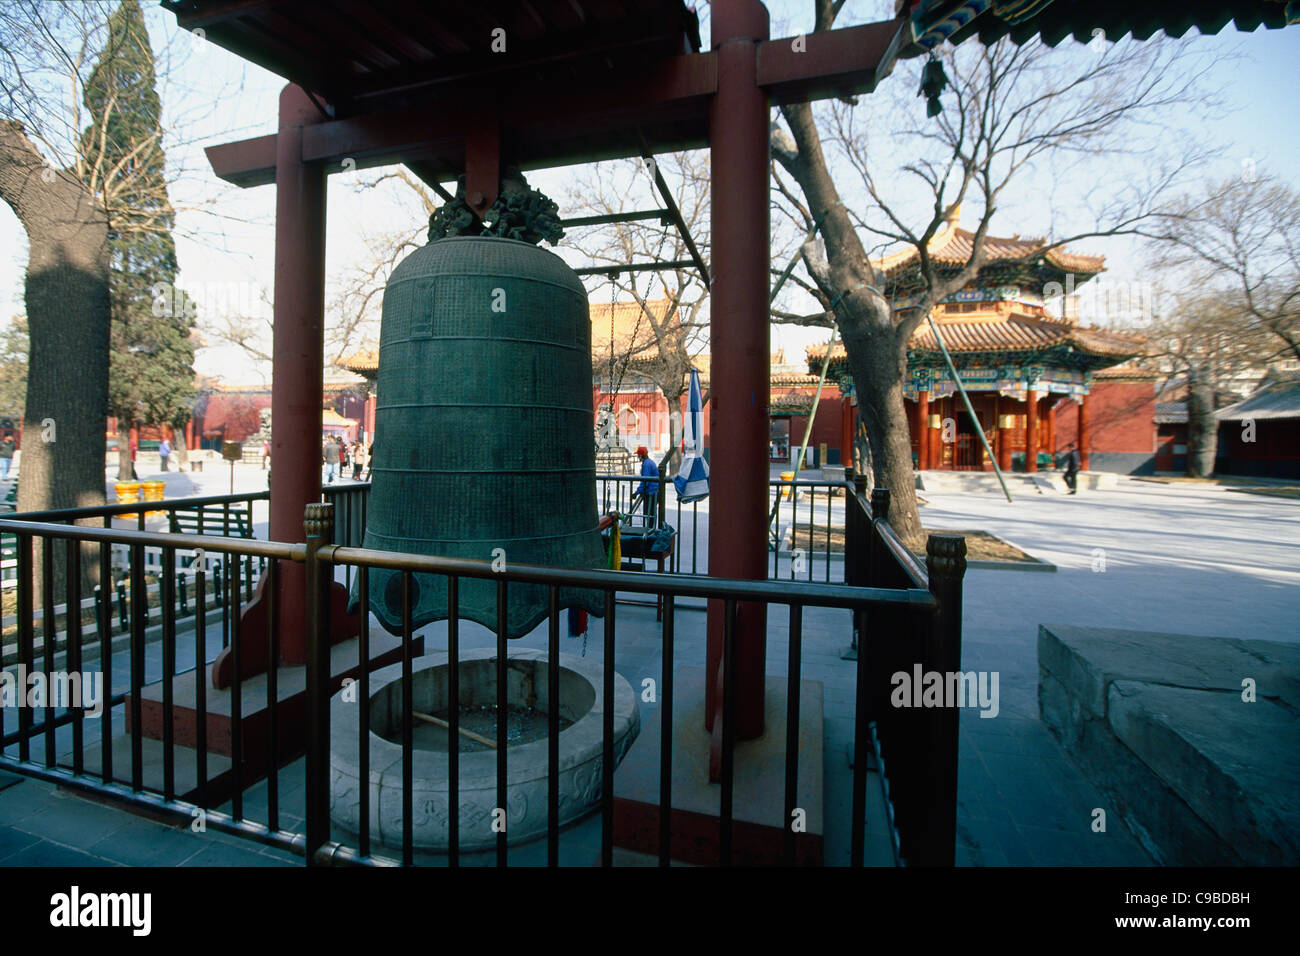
868;488;890;590
922;533;966;866
841;476;870;662
863;489;891;724
848;476;867;587
867;489;893;730
867;486;919;856
304;502;334;866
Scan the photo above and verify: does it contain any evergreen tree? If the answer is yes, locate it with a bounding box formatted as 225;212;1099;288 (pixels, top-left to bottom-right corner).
0;316;29;426
79;0;195;478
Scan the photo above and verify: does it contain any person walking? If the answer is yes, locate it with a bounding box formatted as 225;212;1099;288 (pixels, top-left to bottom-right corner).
1063;442;1081;495
351;440;366;481
158;436;172;472
0;433;14;480
635;445;659;522
323;436;340;483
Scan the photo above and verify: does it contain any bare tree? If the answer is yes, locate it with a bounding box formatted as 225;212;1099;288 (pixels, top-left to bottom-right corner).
770;1;1217;545
331;168;437;364
204;167;436;379
1153;171;1300;363
1128;285;1285;476
565;153;710;474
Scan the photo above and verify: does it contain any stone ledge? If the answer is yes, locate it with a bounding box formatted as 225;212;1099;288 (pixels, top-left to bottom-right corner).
1038;624;1300;717
1108;680;1299;864
1039;624;1300;865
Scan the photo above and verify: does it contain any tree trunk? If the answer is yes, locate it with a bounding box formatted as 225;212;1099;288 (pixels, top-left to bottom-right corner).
845;330;923;544
173;423;189;468
774;101;925;548
1185;369;1218;477
116;420;134;480
663;388;685;478
1;121;110;600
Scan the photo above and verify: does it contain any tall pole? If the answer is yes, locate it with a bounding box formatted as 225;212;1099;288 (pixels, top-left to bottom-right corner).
707;0;770;741
269;84;328;665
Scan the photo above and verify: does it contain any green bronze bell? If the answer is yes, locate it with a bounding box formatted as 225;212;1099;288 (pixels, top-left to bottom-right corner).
352;235;605;637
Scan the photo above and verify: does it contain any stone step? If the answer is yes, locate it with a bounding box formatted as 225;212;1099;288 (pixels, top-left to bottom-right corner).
1038;624;1300;865
63;733;233;805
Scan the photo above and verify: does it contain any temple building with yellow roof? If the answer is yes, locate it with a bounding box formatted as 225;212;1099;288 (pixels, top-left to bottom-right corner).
809;209;1156;473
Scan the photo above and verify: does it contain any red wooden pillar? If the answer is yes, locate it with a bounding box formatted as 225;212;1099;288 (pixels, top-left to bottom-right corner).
917;390;930;470
364;394;377;441
1047;400;1057;457
995;395;1012;472
706;0;769;741
1025;389;1039;472
930;399;943;469
1078;394;1091;470
269;84;328;665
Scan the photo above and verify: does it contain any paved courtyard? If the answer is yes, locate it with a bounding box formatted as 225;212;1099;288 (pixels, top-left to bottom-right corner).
924;474;1298;865
2;467;1296;865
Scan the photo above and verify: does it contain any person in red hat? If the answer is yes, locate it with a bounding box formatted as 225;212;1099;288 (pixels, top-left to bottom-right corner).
635;445;659;520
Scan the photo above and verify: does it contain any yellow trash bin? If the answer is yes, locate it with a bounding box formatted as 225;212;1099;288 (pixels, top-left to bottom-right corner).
141;480;166;518
779;470;795;499
114;481;141;503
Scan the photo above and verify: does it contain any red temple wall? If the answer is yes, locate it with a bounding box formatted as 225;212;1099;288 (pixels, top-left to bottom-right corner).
1052;382;1155;454
192;392;272;445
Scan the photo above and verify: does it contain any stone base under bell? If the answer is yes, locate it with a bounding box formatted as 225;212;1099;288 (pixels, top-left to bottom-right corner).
121;628;421;804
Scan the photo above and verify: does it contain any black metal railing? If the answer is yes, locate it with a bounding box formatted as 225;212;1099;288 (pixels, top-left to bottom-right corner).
304;497;958;867
0;477;964;868
844;479;964;865
323;477;850;583
321;481;369;588
1;492;270;666
0;517;304;858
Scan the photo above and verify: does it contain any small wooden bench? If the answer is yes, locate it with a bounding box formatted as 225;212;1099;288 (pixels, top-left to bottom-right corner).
169;504;255;539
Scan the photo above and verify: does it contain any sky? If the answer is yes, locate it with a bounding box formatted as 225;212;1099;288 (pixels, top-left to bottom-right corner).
1;1;1298;385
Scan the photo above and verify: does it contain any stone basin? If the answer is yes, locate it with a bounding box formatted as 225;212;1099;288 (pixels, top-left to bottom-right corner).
329;647;640;852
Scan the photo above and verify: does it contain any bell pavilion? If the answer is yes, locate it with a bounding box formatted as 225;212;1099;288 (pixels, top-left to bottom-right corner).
814;209;1144;472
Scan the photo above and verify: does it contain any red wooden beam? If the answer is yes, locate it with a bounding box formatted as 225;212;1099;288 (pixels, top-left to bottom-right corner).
199;18;909;190
464;104;501;217
757;21;901;105
195;16;915;191
203;50;718;187
205;134;277;188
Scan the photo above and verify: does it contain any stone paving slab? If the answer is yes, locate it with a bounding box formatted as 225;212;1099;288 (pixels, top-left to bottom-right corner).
0;775;301;867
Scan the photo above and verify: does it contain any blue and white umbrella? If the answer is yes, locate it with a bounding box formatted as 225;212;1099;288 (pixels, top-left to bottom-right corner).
673;367;710;502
